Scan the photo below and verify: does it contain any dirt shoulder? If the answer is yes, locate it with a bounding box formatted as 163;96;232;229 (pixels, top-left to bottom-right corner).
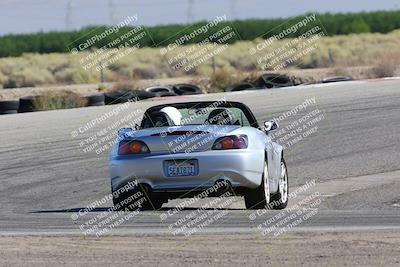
1;231;399;266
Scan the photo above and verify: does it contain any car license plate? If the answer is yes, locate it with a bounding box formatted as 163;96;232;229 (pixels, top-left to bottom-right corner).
165;160;198;177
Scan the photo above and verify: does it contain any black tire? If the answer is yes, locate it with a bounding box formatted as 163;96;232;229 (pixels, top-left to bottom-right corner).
225;82;254;92
0;100;19;115
135;90;156;100
144;86;173;94
135;184;165;211
156;91;178;97
0;110;18;114
112;191;130;211
86;94;105;106
18;96;36;113
139;195;164;211
172;84;202;95
88;101;105;106
256;73;294;88
112;186;164;211
104;90;155;105
104;91;133;105
269;158;289;210
321;76;353;83
244;160;270;209
245;157;289;210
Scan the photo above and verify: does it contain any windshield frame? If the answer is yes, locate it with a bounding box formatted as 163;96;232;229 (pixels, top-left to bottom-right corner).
140;101;259;129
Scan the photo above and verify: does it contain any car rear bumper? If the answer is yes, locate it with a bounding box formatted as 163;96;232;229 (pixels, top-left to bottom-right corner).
109;150;264;192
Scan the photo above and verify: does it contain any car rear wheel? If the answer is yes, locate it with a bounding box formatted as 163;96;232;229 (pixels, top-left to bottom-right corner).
269;158;289;209
112;186;164;211
244;161;270;209
139;197;164;210
244;157;289;210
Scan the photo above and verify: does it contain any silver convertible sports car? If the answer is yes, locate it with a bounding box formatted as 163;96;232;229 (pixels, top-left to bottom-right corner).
109;101;288;210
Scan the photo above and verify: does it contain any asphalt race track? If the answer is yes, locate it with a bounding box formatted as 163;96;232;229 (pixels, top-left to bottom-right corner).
0;79;400;236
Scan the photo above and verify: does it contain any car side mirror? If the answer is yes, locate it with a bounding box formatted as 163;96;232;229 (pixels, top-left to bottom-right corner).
117;127;133;139
264;120;278;134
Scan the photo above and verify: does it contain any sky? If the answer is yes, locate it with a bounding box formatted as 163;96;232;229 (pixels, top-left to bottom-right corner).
0;0;399;35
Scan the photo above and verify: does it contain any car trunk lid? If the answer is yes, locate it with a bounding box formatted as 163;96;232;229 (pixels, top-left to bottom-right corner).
123;125;240;153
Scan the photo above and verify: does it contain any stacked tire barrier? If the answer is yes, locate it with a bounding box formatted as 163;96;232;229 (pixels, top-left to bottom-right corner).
86;94;105;106
18;96;36;113
223;73;297;92
225;82;254;92
104;90;155;105
322;76;353;83
144;86;173;95
156;91;178;97
1;74;355;115
255;73;294;88
143;84;203;97
0;100;19;114
0;84;203;115
172;84;202;95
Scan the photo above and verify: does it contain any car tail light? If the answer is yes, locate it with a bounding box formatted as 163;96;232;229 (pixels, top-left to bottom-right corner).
212;135;248;150
119;140;150;155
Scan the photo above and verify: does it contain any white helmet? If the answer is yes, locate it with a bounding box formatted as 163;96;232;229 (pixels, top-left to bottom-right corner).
160;106;182;126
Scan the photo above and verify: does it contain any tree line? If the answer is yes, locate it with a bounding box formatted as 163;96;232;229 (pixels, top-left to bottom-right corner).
0;10;399;57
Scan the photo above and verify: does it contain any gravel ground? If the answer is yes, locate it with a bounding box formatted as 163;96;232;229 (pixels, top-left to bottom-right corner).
1;231;399;266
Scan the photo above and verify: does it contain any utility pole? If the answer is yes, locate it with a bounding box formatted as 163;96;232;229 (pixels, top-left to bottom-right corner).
187;0;194;23
108;0;117;25
65;0;72;30
212;56;216;75
230;0;237;20
99;61;105;83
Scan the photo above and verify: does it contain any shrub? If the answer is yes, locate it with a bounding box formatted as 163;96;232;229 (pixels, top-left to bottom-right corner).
97;84;107;91
0;71;7;88
132;67;158;79
34;90;87;111
110;81;138;92
0;30;400;88
188;77;209;93
3;73;25;88
329;66;352;76
241;71;260;85
54;67;98;84
209;68;240;92
369;52;400;78
3;68;55;88
370;64;397;78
